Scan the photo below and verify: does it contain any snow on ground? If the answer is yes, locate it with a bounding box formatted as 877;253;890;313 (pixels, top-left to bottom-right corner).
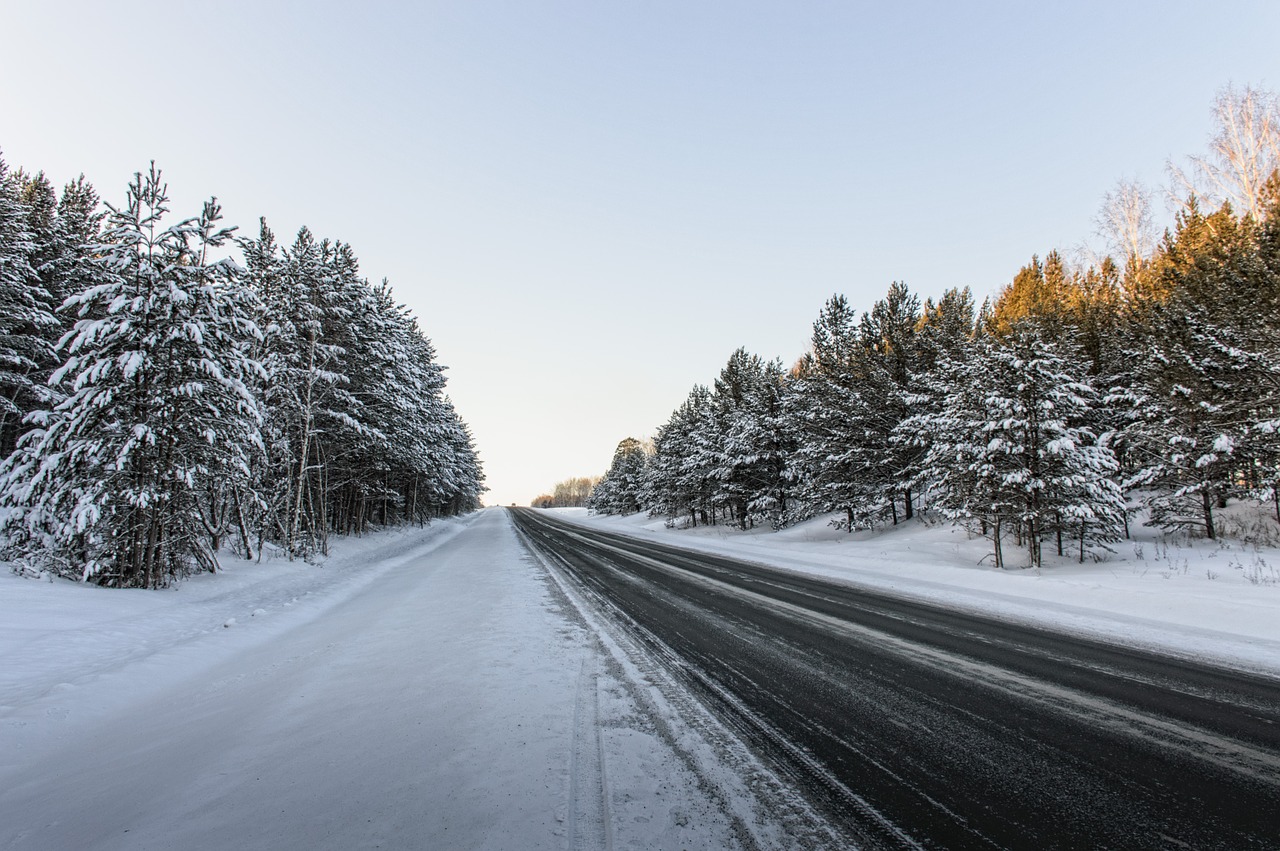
6;504;1277;849
553;505;1280;678
0;517;471;728
0;509;783;850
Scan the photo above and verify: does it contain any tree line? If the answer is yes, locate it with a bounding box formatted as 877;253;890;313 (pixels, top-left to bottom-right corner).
530;476;600;509
0;156;484;587
589;85;1280;569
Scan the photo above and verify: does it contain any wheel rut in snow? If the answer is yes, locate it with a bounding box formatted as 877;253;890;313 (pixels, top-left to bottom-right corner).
568;651;610;851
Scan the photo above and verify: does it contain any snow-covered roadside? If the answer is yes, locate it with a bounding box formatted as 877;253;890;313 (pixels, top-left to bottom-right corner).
0;515;476;764
551;508;1280;678
1;508;790;850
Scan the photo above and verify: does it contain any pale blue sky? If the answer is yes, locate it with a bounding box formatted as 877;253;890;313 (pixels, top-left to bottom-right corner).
3;1;1278;504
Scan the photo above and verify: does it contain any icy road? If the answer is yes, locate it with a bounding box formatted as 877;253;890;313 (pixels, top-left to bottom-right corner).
512;508;1280;850
4;507;1280;850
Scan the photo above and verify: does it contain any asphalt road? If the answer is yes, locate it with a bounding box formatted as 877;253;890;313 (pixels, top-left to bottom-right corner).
511;508;1280;850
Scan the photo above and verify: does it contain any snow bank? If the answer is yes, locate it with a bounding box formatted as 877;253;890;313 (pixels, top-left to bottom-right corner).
0;516;473;760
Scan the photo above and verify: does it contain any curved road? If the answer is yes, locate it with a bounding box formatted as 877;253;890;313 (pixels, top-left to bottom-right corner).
511;508;1280;850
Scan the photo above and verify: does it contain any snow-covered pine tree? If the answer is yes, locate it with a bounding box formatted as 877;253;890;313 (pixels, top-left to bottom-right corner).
238;218;290;551
42;175;104;339
337;279;467;528
1123;307;1253;538
786;294;869;529
682;386;723;524
15;171;58;292
435;396;485;515
897;286;977;517
705;349;792;529
1;164;263;586
912;324;1123;568
241;220;484;547
854;282;924;526
644;392;692;524
1121;200;1260;538
643;384;717;526
916;287;977;373
248;226;361;557
589;437;648;515
0;154;58;458
725;357;793;527
1244;178;1280;519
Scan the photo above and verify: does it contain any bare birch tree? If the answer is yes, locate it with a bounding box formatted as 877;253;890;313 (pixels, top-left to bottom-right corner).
1095;178;1156;267
1169;84;1280;221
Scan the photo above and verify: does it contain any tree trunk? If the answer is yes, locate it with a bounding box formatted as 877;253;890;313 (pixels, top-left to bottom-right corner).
993;518;1003;569
1202;490;1216;540
1028;517;1040;569
233;488;254;561
291;331;319;559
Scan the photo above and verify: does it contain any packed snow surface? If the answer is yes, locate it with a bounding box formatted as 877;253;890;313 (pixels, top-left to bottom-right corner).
0;510;766;850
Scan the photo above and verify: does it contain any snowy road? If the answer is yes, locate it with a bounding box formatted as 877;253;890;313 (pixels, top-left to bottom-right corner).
0;510;808;850
512;508;1280;850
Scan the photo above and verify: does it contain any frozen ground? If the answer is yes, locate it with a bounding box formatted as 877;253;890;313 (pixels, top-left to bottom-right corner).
0;509;799;850
553;505;1280;678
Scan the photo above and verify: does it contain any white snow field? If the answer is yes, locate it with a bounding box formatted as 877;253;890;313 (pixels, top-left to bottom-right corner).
0;509;812;851
555;505;1280;678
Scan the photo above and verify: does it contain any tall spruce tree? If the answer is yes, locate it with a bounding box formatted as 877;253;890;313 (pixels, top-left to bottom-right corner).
854;282;923;525
0;165;263;586
910;325;1123;568
1122;199;1261;538
0;154;57;458
589;437;649;515
787;294;868;529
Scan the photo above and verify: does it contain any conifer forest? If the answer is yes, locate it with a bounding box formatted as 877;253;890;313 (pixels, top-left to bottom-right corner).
0;158;484;587
587;86;1280;570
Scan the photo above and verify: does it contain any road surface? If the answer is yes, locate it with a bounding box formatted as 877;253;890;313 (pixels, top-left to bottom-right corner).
511;507;1280;850
0;511;767;851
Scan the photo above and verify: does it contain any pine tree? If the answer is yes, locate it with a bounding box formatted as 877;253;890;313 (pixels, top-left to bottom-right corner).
43;175;104;333
589;437;648;515
787;295;868;528
643;384;717;526
911;325;1123;567
856;282;924;525
1;164;263;586
240;219;484;548
727;357;793;526
1123;199;1261;538
0;154;58;458
703;349;792;529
